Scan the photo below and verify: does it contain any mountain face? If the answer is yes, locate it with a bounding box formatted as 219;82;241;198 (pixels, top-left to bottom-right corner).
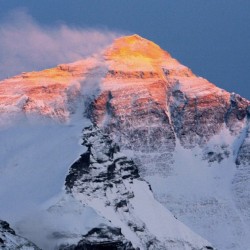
0;220;40;249
65;125;211;249
0;34;249;249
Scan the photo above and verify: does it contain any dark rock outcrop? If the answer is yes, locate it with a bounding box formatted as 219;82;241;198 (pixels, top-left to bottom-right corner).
59;226;135;250
65;125;139;193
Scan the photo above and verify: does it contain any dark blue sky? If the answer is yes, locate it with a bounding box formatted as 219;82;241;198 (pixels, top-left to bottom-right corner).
1;0;249;99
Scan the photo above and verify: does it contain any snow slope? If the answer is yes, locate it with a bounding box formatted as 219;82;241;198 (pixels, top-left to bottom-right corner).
146;126;250;250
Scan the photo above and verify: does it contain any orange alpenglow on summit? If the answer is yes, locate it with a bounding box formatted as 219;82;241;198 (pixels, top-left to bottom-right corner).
0;34;244;123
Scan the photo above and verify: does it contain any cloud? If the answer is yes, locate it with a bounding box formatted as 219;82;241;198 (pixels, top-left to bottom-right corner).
0;10;122;80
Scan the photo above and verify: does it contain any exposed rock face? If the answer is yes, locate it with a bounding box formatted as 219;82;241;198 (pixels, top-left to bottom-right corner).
0;220;40;249
65;126;139;192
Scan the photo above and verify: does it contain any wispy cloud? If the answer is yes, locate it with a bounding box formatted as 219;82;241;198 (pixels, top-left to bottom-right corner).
0;10;122;79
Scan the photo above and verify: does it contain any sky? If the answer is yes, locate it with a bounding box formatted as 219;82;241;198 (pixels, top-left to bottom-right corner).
0;0;249;99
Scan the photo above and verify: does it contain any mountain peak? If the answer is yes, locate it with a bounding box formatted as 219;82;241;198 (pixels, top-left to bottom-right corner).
104;34;175;72
105;34;170;62
113;34;153;44
120;34;145;42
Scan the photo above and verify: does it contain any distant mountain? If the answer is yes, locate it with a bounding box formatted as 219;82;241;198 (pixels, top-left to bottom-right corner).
0;34;249;249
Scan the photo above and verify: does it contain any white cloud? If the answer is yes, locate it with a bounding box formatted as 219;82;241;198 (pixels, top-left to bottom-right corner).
0;10;122;79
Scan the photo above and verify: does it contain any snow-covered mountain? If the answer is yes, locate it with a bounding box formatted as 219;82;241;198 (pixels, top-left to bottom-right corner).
0;34;249;249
